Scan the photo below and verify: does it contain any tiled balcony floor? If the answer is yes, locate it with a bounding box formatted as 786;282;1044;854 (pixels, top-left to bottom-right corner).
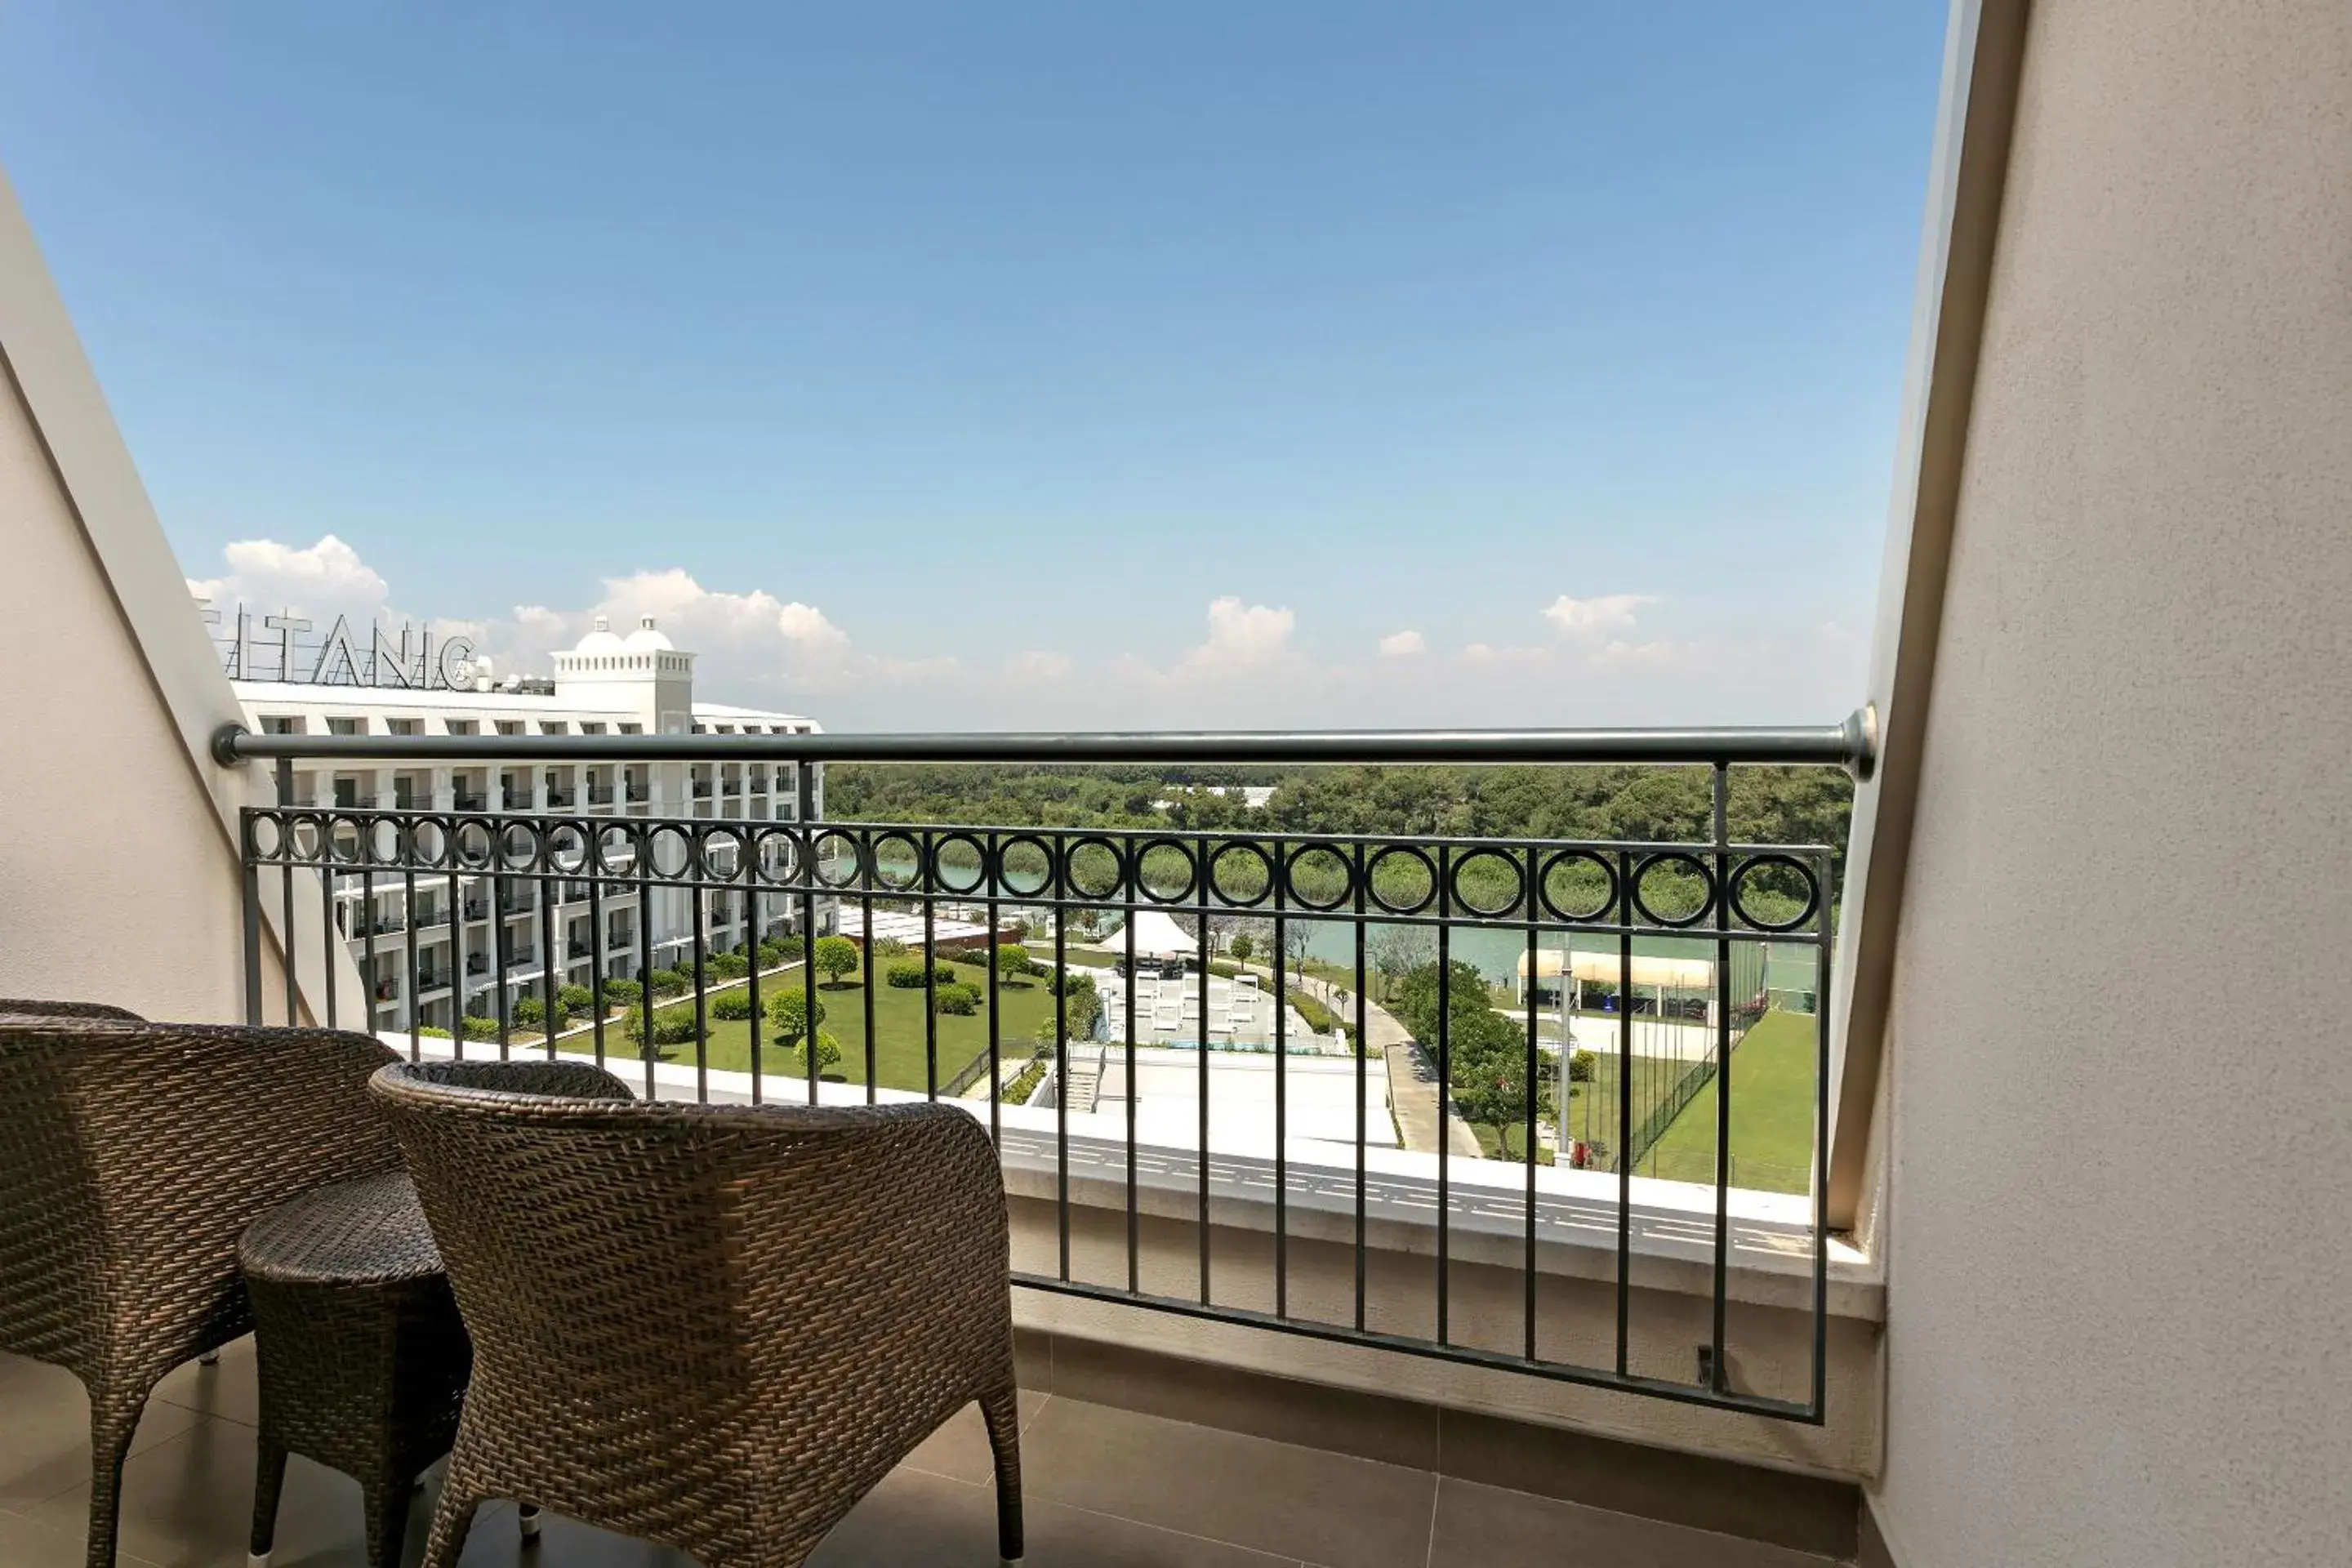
0;1343;1844;1567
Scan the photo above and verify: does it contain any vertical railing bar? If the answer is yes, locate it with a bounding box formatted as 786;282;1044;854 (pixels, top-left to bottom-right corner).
636;818;655;1100
1710;763;1733;1393
492;812;511;1061
277;760;297;1025
746;870;763;1107
403;861;420;1062
1523;848;1540;1364
1273;844;1288;1321
1125;857;1139;1295
980;844;996;1133
690;835;710;1105
864;871;880;1107
448;858;466;1063
922;831;938;1102
1055;831;1071;1283
320;846;340;1031
797;760;821;1107
1615;849;1633;1379
1811;846;1833;1419
1436;844;1451;1348
538;813;557;1063
241;811;264;1027
1352;844;1368;1334
587;850;606;1071
1196;835;1212;1306
359;864;376;1040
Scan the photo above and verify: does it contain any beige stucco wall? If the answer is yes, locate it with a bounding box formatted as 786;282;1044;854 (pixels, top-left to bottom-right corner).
1869;2;2352;1564
0;167;330;1023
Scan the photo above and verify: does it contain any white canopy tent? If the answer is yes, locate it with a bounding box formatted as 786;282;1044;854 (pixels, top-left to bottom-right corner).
1125;909;1199;960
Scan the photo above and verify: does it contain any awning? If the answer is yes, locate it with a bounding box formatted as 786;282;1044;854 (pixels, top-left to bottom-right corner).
1515;950;1715;989
1125;909;1199;959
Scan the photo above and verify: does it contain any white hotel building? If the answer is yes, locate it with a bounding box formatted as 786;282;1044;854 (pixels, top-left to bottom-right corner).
225;612;824;1034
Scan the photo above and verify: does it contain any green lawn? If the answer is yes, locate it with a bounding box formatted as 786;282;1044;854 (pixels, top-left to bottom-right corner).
564;956;1064;1094
1551;1009;1819;1195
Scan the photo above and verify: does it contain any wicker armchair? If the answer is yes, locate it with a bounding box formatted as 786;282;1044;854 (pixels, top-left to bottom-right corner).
371;1059;1025;1568
0;1017;399;1568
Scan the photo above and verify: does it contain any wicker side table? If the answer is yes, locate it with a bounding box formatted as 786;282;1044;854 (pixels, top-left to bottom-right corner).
238;1169;479;1568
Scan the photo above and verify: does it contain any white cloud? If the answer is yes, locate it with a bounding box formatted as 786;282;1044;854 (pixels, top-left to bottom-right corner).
1176;596;1294;678
1006;650;1074;680
1541;593;1658;639
775;601;852;650
187;534;392;622
1378;630;1425;657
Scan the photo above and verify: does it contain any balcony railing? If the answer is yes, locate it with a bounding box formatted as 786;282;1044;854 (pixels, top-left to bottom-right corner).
225;716;1865;1423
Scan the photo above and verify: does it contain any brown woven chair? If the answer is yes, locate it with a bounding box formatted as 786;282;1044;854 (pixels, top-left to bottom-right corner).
371;1058;1025;1568
0;1017;399;1568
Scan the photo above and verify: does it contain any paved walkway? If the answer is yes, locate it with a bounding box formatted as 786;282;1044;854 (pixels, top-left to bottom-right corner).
1281;969;1483;1158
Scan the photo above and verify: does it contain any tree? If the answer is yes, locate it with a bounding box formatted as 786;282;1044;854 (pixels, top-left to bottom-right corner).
1281;920;1312;977
1227;931;1255;964
812;935;860;987
995;943;1033;987
1366;926;1436;1002
798;1029;844;1080
767;986;825;1047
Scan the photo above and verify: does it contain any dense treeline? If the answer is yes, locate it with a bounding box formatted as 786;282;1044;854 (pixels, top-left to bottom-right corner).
822;763;1851;853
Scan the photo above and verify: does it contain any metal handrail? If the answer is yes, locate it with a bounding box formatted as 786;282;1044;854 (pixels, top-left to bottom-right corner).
212;711;1876;777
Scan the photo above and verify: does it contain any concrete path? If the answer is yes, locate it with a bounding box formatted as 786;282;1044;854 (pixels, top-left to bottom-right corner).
1281;969;1484;1158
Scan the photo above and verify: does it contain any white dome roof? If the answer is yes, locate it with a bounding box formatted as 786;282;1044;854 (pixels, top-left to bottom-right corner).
573;615;626;655
622;615;675;652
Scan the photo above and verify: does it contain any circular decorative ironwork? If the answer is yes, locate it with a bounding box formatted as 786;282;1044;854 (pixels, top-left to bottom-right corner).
1728;853;1820;933
595;822;638;877
751;826;800;887
327;814;366;865
1065;836;1128;902
1536;849;1618;923
1282;844;1353;912
1630;852;1717;929
1208;842;1275;909
498;821;541;874
996;835;1055;899
288;814;325;865
645;824;693;882
1364;844;1437;916
248;813;284;862
1132;837;1197;904
931;832;989;897
1448;849;1526;920
811;830;862;889
452;819;497;871
365;817;405;868
870;831;923;893
546;822;591;877
699;825;748;883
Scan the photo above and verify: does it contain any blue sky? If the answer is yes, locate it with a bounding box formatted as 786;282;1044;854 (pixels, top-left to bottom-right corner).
0;2;1949;728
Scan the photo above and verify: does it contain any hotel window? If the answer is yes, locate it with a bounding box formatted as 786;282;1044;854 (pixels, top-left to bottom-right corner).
260;715;303;735
386;718;421;736
541;721;569;735
581;722;605;734
327;717;363;735
495;721;523;736
444;719;479;736
620;724;643;735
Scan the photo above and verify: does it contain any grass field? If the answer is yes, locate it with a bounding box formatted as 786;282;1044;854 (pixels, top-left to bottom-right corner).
1549;1009;1819;1195
566;956;1062;1094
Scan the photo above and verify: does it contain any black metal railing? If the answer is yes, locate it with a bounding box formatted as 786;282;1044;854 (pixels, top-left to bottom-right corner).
223;716;1864;1423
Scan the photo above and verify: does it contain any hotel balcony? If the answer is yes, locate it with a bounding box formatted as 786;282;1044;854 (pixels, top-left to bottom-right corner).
5;7;2348;1566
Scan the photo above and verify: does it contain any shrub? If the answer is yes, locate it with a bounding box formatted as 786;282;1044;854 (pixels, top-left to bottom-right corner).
710;990;755;1022
767;987;825;1045
461;1015;498;1041
935;987;977;1016
1569;1049;1597;1084
871;936;908;960
995;944;1033;985
1003;1054;1049;1105
798;1029;844;1078
776;934;807;960
602;977;642;1004
755;940;784;969
625;1004;702;1046
885;959;929;989
417;1025;452;1039
710;951;750;980
514;996;567;1029
557;983;595;1013
812;935;860;986
648;967;688;997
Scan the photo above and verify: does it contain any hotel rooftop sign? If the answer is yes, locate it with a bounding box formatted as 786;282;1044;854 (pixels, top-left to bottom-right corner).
197;599;478;690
